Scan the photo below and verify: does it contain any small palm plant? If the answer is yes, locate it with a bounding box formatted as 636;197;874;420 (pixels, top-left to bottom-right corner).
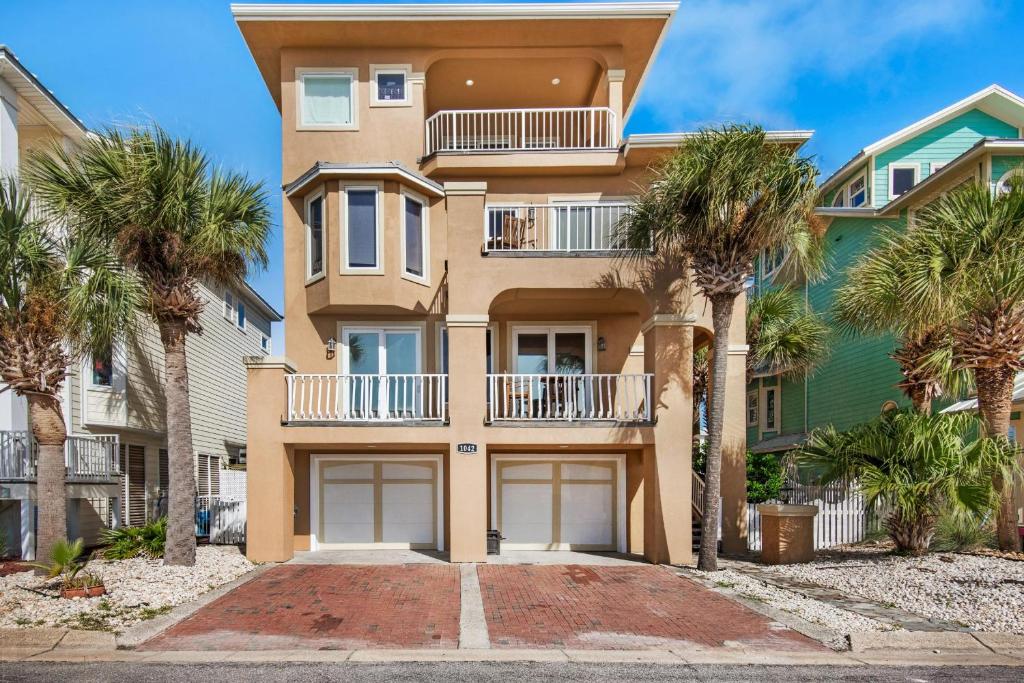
32;538;103;595
746;286;829;382
794;410;1019;554
100;517;167;560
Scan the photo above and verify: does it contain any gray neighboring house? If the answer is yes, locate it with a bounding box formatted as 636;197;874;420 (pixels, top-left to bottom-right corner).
0;46;283;559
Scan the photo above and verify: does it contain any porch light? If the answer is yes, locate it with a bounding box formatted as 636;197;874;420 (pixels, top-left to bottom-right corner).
551;77;560;85
326;336;337;358
597;336;607;352
465;79;474;86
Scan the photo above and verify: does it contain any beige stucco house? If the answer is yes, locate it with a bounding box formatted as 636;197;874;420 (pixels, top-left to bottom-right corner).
0;46;283;559
236;2;807;564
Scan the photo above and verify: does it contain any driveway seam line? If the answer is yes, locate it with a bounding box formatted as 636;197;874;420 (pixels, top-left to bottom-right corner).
458;563;491;650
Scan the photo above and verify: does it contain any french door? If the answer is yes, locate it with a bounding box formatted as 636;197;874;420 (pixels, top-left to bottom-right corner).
341;328;421;419
511;327;592;417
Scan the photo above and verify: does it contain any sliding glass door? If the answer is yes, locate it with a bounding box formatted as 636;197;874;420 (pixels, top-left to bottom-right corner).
512;327;592;417
342;328;421;418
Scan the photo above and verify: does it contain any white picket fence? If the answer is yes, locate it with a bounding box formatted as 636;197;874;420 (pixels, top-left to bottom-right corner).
195;495;247;545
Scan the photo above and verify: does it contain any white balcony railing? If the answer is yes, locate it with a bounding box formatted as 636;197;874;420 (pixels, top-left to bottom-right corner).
425;107;618;156
287;374;448;423
485;203;630;252
0;431;120;481
487;374;652;422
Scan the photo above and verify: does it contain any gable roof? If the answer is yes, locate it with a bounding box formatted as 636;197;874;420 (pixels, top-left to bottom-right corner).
0;46;88;141
820;85;1024;196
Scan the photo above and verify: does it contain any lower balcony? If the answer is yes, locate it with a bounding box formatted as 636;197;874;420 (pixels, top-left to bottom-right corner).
487;373;652;423
0;431;120;482
286;374;448;424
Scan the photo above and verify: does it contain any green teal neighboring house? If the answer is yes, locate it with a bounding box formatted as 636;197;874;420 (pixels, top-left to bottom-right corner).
748;84;1024;455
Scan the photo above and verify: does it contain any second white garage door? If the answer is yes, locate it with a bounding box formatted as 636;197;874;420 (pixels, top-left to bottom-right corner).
316;459;439;550
495;459;618;551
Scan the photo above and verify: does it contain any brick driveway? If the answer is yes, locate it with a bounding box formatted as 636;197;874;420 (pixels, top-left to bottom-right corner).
478;565;822;650
141;565;461;651
141;562;822;652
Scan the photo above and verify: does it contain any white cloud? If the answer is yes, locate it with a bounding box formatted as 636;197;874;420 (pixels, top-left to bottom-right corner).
637;0;988;129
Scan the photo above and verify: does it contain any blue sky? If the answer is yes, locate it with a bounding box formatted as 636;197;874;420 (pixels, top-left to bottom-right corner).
3;0;1023;351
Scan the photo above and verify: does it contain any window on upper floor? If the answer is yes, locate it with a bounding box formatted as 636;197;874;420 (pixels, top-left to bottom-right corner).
746;391;758;427
223;291;234;321
889;164;919;198
236;301;246;331
261;334;271;354
371;65;410;106
402;190;428;283
305;191;325;281
930;162;947;177
761;385;779;432
297;68;357;130
831;190;845;208
91;345;113;387
344;186;380;271
847;174;867;207
760;246;787;281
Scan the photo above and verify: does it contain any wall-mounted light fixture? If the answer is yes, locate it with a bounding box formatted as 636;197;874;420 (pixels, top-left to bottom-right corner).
551;77;561;85
326;336;337;359
465;79;474;87
597;336;607;352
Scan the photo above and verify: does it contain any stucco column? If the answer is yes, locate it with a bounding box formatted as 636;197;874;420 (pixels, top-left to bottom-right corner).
445;315;489;562
721;344;749;554
642;314;694;564
244;356;295;563
607;69;625;142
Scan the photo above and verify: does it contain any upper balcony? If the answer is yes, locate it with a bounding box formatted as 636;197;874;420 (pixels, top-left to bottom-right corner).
425;107;619;156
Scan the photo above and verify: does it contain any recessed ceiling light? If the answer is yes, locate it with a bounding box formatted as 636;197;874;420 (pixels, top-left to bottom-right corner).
465;79;474;87
551;78;561;85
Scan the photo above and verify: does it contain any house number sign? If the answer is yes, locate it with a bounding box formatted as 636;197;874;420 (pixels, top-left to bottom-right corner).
457;443;478;454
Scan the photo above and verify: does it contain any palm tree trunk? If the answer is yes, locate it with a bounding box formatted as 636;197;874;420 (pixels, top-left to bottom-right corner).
885;509;936;555
27;392;67;568
159;318;197;566
974;365;1019;551
908;385;931;416
698;294;736;571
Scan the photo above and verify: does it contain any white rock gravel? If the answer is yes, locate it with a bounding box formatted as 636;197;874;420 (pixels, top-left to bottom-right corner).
692;568;892;650
759;546;1024;635
0;546;255;631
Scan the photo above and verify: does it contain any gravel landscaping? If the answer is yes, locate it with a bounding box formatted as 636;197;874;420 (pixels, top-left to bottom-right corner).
691;567;893;650
0;546;255;631
758;545;1024;635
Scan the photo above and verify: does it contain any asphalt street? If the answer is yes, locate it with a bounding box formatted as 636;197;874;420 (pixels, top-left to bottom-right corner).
0;662;1018;682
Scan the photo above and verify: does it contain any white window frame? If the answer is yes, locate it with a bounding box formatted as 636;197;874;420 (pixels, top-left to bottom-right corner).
339;324;425;375
510;325;594;374
304;188;326;284
831;189;845;208
341;183;384;274
370;64;412;107
760;246;788;281
930;161;947;177
746;390;758;427
88;345;116;390
223;291;234;321
846;172;867;207
996;169;1023;196
400;187;430;285
260;334;271;354
295;67;358;131
888;162;920;199
760;384;780;434
236;300;247;332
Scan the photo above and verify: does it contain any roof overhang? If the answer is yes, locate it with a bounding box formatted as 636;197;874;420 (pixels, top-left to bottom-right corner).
240;282;283;321
232;2;677;122
623;130;814;156
0;46;88;141
813;206;878;218
284;161;446;198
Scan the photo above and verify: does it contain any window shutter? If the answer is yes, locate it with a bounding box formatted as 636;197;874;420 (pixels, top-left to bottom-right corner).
159;448;169;491
197;455;210;496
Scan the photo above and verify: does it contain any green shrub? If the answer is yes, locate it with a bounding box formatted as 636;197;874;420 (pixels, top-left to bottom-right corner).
100;517;167;559
31;538;98;589
931;509;996;552
747;452;784;504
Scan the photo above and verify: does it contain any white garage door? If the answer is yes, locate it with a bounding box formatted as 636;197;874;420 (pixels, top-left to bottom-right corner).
317;459;437;549
497;460;617;551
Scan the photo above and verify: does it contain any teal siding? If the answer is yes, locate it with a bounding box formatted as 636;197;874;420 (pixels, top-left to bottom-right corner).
992;155;1024;186
779;375;804;434
823;163;870;207
873;109;1018;206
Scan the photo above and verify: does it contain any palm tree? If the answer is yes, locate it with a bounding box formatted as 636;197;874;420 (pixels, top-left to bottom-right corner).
26;127;271;566
834;227;964;415
854;181;1024;550
619;125;823;570
746;285;829;382
795;410;1019;554
0;178;139;566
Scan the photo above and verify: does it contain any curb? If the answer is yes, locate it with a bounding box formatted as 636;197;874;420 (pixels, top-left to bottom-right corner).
116;563;274;649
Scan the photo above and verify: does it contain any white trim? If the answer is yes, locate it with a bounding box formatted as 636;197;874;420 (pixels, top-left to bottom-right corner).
370;64;412;107
339;324;425;375
303;187;326;283
309;453;444;552
996;168;1023;196
759;383;780;437
285;163;445;198
846;171;868;208
233;3;680;21
624;130;814;154
746;390;758;428
510;325;594;374
341;182;384;274
235;300;247;332
295;67;359;131
888;162;920;199
489;453;627;553
929;161;947;177
400;187;430;286
260;333;271;354
639;313;695;334
222;290;235;321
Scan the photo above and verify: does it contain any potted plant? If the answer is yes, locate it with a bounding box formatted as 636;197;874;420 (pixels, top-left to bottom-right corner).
33;538;106;598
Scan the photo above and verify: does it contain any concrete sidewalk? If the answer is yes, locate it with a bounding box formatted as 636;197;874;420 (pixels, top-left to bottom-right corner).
2;628;1024;666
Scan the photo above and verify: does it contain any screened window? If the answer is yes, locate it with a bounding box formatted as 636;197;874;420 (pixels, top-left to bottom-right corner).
300;73;354;127
890;166;917;197
346;188;379;269
404;195;425;279
91;347;113;387
306;194;324;279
